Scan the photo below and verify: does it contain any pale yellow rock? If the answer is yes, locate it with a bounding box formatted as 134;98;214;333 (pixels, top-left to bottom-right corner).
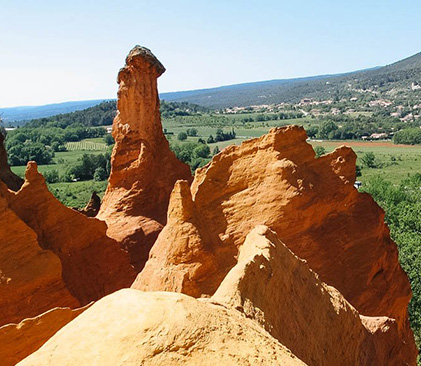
19;289;306;366
212;225;410;366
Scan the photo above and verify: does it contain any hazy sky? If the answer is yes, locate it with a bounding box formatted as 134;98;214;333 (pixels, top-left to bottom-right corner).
1;0;420;107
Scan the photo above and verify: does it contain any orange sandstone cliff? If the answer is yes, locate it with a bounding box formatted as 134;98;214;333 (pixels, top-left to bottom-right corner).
97;46;192;271
133;125;417;362
1;45;418;365
20;226;413;365
0;162;135;365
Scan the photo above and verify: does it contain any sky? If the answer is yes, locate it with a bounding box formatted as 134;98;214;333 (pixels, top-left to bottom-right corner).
1;0;420;107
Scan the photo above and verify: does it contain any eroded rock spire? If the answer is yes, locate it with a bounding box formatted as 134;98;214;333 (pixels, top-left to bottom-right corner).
98;45;192;270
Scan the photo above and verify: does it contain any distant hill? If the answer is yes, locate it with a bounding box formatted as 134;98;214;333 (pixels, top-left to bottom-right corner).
159;74;346;108
160;52;421;108
13;100;209;129
0;100;111;124
2;51;421;120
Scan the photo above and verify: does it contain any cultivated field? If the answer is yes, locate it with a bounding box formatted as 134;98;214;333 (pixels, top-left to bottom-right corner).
11;138;110;207
10;120;421;206
163;115;421;186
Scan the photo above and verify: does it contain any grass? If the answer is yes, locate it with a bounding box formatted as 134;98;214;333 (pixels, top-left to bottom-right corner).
310;141;421;185
48;180;108;208
11;140;111;208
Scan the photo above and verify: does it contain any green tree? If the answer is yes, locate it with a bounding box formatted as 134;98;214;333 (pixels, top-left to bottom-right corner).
314;146;326;158
104;134;114;145
44;169;59;183
318;121;338;139
193;144;210;159
186;128;198;137
177;132;188;141
93;167;107;181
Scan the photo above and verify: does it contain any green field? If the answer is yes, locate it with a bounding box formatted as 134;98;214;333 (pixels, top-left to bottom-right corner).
310;141;421;185
10;120;421;207
11;139;110;208
66;139;108;151
164;115;420;186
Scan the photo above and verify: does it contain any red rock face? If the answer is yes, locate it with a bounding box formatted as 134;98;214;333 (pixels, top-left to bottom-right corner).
5;162;136;306
0;45;417;365
97;46;192;271
0;162;136;329
0;181;79;326
133;125;416;361
0;304;91;366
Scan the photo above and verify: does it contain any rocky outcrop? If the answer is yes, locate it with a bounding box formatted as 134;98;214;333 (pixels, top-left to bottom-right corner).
0;132;23;191
18;289;306;366
2;45;417;365
76;191;101;217
19;227;414;366
0;162;135;330
3;162;136;307
0;182;79;326
212;226;412;366
133;125;416;360
97;46;192;271
0;304;90;366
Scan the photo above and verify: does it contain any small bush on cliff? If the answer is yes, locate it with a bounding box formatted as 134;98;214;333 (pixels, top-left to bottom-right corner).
314;146;326;158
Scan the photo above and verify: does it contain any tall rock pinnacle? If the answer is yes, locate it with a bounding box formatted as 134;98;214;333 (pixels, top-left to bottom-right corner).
98;46;192;270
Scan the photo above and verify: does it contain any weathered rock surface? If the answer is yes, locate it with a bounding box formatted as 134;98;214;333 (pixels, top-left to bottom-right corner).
0;182;79;326
18;289;306;366
133;125;416;359
97;46;192;271
0;162;135;332
3;162;136;306
2;45;418;365
212;225;412;366
0;132;23;191
19;226;414;366
76;191;101;217
0;304;90;366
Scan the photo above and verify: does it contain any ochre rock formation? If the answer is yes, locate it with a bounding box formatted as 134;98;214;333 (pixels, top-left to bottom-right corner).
0;304;90;366
0;132;23;191
212;225;412;366
0;182;79;326
3;162;136;306
97;46;192;271
0;162;136;362
18;289;306;366
2;45;418;365
76;191;101;217
133;125;416;360
19;227;414;365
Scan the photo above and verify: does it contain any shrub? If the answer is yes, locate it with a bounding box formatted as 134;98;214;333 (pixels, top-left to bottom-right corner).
177;132;188;141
